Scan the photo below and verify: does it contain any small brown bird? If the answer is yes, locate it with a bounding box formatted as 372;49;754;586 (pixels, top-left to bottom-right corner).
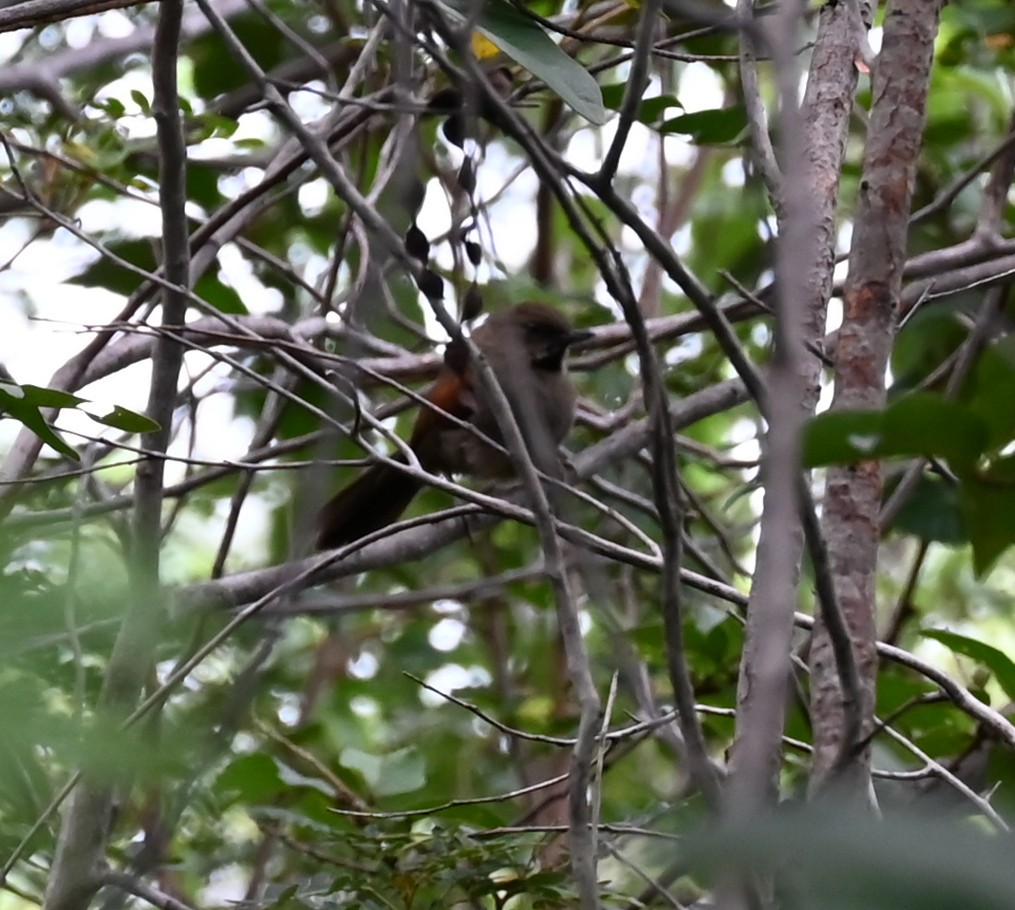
316;302;592;549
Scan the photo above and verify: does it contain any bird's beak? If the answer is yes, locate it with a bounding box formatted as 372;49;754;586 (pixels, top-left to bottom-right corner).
566;328;594;348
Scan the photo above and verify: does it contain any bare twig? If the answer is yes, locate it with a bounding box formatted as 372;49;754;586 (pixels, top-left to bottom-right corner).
736;0;782;207
599;0;660;183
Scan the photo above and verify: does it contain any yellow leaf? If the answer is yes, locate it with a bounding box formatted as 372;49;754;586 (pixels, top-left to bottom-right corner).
471;32;500;59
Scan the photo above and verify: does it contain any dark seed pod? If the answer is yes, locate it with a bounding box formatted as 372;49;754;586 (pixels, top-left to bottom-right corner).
404;179;427;217
461;283;484;321
464;240;482;266
428;86;462;115
457;159;476;194
418;268;444;300
443;114;465;149
405;223;430;261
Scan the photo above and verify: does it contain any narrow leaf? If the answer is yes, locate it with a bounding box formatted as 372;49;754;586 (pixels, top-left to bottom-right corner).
90;405;161;435
19;384;86;409
803;393;988;470
437;0;606;125
0;388;79;461
659;106;748;144
922;628;1015;702
960;478;1015;577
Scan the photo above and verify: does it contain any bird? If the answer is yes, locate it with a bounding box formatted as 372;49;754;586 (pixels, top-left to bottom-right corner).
316;302;593;550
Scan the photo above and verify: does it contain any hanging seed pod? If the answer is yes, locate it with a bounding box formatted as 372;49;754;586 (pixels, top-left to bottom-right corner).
418;268;444;300
461;283;484;321
442;114;465;149
404;179;427;217
405;223;430;261
464;240;482;267
457;159;476;194
427;86;462;115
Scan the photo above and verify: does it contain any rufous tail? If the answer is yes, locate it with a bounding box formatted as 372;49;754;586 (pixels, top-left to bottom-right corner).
315;459;423;550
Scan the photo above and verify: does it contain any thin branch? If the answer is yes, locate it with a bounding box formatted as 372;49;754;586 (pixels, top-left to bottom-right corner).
102;871;196;910
881;287;1006;529
736;0;782;207
719;12;820;910
331;771;572;820
0;0;149;32
877;721;1008;831
598;0;661;183
910;119;1015;227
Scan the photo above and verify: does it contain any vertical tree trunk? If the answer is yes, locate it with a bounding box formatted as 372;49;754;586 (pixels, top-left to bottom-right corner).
809;0;944;795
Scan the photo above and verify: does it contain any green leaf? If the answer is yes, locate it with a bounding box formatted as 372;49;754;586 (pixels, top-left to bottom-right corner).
214;753;283;803
921;628;1015;702
890;475;966;543
0;384;79;461
951;1;1015;33
803;393;987;470
130;89;151;114
339;747;382;789
195;273;248;315
967;336;1015;450
891;308;967;391
190;14;286;98
658;106;748;144
67;239;157;296
95;97;125;118
19;384;86;409
878;393;986;470
89;405;161;435
802;408;884;467
638;95;682;125
960;477;1015;576
600;84;681;124
437;0;606;125
186;163;222;210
